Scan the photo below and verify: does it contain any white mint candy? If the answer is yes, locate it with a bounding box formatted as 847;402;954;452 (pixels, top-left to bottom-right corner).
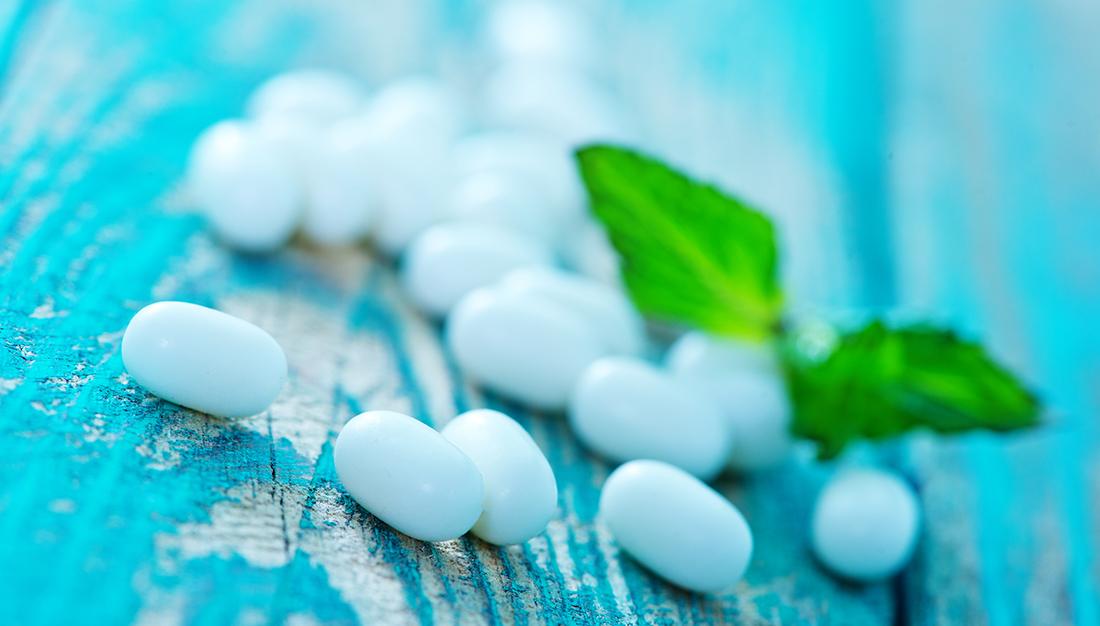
246;69;367;126
447;170;559;244
600;460;753;593
302;127;378;245
356;78;463;255
121;302;287;418
666;332;793;471
334;411;485;542
187;120;303;252
447;287;608;410
441;409;557;545
569;357;732;480
485;61;631;147
559;218;622;286
451;131;586;227
811;469;921;582
402;223;555;318
499;267;643;356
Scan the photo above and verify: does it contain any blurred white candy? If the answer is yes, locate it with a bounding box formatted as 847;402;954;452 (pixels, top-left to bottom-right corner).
246;69;367;126
446;286;608;410
253;113;325;169
811;469;921;582
356;77;465;255
301;126;378;246
187;120;302;252
498;266;643;356
569;357;732;480
666;332;793;471
487;0;596;70
559;217;621;286
402;223;555;318
451;131;587;228
447;170;559;243
485;61;631;147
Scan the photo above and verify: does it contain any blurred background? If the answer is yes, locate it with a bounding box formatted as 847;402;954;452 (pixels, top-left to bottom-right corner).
2;0;1099;623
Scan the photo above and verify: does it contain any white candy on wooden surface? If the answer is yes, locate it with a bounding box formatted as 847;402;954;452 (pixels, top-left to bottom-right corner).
599;460;753;593
447;170;559;243
811;469;921;582
499;266;643;356
334;410;485;543
121;302;287;418
484;61;631;147
441;409;557;545
187;120;303;252
666;332;793;471
559;217;622;287
356;77;464;255
301;126;378;246
446;287;608;410
246;69;367;126
402;223;555;318
451;131;586;226
569;357;732;480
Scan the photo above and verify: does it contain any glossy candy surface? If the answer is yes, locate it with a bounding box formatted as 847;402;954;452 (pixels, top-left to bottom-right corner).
441;409;557;545
811;469;921;581
666;332;793;470
121;302;287;418
446;286;607;409
187;120;303;252
402;223;555;317
569;357;732;480
599;460;754;593
334;411;485;543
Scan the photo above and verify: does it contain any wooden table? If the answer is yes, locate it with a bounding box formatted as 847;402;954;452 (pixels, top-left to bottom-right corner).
2;1;1097;624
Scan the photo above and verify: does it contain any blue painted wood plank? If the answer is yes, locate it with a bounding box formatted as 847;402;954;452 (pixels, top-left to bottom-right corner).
0;1;896;625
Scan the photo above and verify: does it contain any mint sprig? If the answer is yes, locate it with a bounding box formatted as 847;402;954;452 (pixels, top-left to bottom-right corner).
784;321;1040;459
576;145;783;341
576;144;1041;457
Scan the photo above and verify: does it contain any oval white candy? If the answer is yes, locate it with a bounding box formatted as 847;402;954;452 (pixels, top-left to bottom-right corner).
447;170;559;244
440;409;557;545
302;126;378;245
569;357;732;480
485;61;631;147
666;332;792;471
187;120;303;252
334;410;485;542
121;302;287;418
559;218;622;286
451;131;585;225
499;266;643;356
446;287;607;410
811;469;921;581
600;460;753;593
402;223;555;318
246;69;366;125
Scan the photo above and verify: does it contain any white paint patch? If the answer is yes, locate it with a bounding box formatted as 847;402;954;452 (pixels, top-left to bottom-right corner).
30;296;70;319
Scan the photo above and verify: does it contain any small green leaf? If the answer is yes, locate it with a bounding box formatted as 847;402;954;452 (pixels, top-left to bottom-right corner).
784;321;1041;459
575;144;783;341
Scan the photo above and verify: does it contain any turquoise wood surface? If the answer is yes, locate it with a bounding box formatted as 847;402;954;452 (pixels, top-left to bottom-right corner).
1;0;1097;625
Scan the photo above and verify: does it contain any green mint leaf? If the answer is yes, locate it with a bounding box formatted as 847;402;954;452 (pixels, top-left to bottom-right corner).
575;145;783;341
784;320;1041;459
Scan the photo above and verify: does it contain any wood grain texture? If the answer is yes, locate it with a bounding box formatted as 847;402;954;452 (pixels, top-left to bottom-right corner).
0;1;895;624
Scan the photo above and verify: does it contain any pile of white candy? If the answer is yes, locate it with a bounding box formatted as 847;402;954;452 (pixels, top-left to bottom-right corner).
128;0;922;594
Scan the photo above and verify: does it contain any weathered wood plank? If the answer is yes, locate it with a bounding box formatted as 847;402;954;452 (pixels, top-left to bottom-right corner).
892;0;1100;623
0;1;897;625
